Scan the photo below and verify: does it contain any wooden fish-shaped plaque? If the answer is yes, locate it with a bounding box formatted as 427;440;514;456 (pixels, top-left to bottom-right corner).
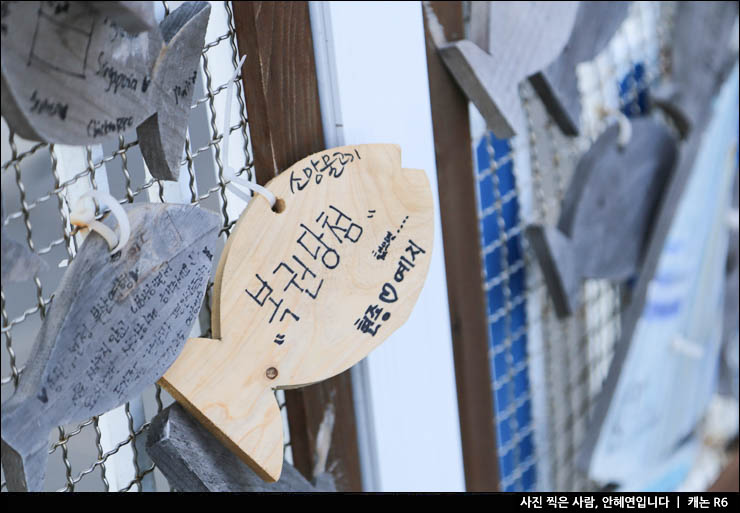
0;1;210;181
0;203;220;491
160;144;434;482
525;118;679;317
529;1;630;135
439;1;579;138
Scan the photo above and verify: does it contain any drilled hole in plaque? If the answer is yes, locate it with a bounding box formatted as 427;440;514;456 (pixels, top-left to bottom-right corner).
272;198;286;214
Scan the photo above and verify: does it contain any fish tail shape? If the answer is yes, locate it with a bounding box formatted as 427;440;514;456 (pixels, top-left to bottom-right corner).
137;1;211;181
525;224;580;318
160;339;287;483
1;397;49;491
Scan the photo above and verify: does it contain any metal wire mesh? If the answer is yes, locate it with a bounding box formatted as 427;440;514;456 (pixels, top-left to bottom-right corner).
471;1;675;492
0;1;292;492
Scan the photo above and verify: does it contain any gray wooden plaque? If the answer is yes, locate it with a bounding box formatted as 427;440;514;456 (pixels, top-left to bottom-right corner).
439;1;579;138
147;403;337;492
1;203;47;283
529;1;630;135
0;1;210;181
650;1;739;138
577;1;740;478
526;118;679;317
1;202;220;491
87;1;157;33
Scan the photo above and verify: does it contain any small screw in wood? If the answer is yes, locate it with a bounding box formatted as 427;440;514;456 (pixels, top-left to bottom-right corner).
266;367;278;380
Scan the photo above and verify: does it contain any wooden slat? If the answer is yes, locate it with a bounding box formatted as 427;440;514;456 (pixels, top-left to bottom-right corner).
231;1;363;491
423;1;500;491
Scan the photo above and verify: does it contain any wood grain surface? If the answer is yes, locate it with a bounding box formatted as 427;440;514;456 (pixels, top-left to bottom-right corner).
423;0;500;491
232;1;363;491
161;144;434;483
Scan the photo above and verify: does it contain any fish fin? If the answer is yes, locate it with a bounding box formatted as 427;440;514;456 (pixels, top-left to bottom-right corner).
1;399;49;491
438;40;518;138
526;224;580;318
137;2;211;181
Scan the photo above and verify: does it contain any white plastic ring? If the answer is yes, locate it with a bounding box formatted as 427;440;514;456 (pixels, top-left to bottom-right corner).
70;190;130;254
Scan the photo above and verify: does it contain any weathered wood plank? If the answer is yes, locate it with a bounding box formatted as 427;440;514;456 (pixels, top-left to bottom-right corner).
438;1;579;138
147;403;336;492
87;1;156;33
0;203;220;491
526;118;679;317
422;0;500;491
0;1;210;181
529;1;630;135
232;1;363;491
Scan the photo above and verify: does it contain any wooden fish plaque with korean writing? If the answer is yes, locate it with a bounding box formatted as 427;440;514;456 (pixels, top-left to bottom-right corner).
160;144;434;482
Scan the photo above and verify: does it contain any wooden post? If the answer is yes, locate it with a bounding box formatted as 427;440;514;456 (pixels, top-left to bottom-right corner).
423;1;500;491
231;1;363;491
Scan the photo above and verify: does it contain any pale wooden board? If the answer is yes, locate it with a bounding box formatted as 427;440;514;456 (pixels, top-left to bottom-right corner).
0;203;220;491
525;118;679;317
439;1;579;138
161;143;435;482
0;1;210;181
529;1;630;135
147;403;336;492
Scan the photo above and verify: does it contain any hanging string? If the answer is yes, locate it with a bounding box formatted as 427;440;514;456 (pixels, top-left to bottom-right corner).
222;55;277;208
70;190;130;255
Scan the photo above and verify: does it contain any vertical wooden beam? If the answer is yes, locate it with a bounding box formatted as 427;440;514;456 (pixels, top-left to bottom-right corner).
231;1;363;491
423;1;500;491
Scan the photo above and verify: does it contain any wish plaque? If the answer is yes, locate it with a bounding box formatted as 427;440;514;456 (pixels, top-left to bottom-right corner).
526;118;679;317
0;1;210;181
161;144;434;482
1;203;220;491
